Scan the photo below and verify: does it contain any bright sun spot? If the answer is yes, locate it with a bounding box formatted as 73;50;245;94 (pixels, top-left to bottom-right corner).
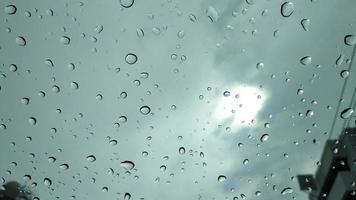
215;85;267;128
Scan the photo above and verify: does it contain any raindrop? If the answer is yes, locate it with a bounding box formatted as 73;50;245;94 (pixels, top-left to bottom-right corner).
70;81;79;90
179;147;185;154
94;25;104;33
260;134;270;142
96;94;103;101
45;59;54;67
256;62;264;70
177;30;185;39
59;164;69;170
223;91;230;97
281;187;293;195
118;116;127;123
140;72;149;79
136;28;144;38
60;36;70;45
43;178;52;187
301;19;310;31
9;64;17;72
28;117;37;125
109;139;118;146
120;91;127;99
15;36;26;46
120;0;134;8
297;89;304;95
206;6;219;22
245;0;255;5
340;108;354;119
120;160;135;170
86;155;96;162
4;5;17;15
340;70;350;78
125;53;138;64
48;156;56;163
52;85;60;93
255;191;262;196
21;97;30;105
336;54;345;66
217;175;227;182
281;2;294;17
124;193;131;200
140;106;151;115
160;165;166;172
243;159;249;165
344;35;356;46
300;56;312;66
306;110;314;117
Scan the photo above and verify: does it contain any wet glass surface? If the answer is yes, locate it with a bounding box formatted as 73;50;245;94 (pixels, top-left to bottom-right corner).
0;0;356;199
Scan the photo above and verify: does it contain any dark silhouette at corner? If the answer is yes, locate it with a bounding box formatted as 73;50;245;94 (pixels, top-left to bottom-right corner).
0;181;32;200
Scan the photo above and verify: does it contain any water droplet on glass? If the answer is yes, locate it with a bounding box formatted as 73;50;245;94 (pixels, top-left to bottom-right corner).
243;159;249;165
43;178;52;187
245;0;255;5
124;193;131;200
177;30;185;39
136;28;144;38
281;2;294;17
256;62;264;70
340;108;354;119
300;56;312;66
179;147;185;154
21;97;30;105
125;53;137;64
45;59;54;67
140;106;151;115
217;175;227;182
59;164;69;170
109;139;118;146
52;85;60;93
15;36;26;46
297;89;304;95
255;191;262;196
70;81;79;90
223;91;230;97
9;64;17;72
48;156;56;163
4;5;17;15
120;0;134;8
60;36;70;45
260;134;270;142
340;70;350;78
120;160;135;170
94;25;104;33
344;35;356;46
206;6;219;22
118;116;127;123
301;19;310;31
86;155;96;162
28;117;37;125
281;187;293;195
306;110;314;117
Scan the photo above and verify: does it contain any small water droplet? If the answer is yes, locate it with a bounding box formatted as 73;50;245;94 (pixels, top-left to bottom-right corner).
48;156;56;163
256;62;264;70
177;30;185;39
21;97;30;105
43;178;52;187
45;59;54;67
255;191;262;196
120;0;134;8
206;6;219;22
300;56;312;66
260;134;270;142
59;164;69;170
124;193;131;200
118;116;127;123
217;175;227;182
52;85;60;93
109;139;118;146
179;147;185;154
281;2;294;17
301;19;310;31
86;155;96;162
4;5;17;15
344;35;356;46
94;25;104;33
9;64;17;72
243;159;249;165
340;108;354;119
140;106;151;115
136;28;144;38
120;160;135;170
223;91;230;97
297;89;304;95
60;36;70;45
15;36;26;46
28;117;37;125
125;53;138;64
70;81;79;90
120;91;127;99
306;110;314;117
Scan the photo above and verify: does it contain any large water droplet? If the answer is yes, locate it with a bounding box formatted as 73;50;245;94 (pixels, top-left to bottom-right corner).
15;36;26;46
120;0;134;8
120;160;135;170
300;56;312;66
4;5;17;15
340;108;354;119
140;106;151;115
344;35;356;46
340;70;350;78
281;187;293;195
256;62;264;70
9;64;17;72
281;2;294;17
125;53;137;64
